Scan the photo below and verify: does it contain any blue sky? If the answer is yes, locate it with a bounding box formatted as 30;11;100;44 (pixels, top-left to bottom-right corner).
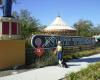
0;0;100;26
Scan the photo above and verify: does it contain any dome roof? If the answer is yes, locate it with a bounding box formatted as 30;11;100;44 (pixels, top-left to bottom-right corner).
43;16;76;31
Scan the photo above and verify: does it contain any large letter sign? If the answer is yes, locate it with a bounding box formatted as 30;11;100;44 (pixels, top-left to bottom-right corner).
31;35;95;49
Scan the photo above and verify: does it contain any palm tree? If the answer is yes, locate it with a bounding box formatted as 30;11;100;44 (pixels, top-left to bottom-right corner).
0;0;2;5
12;0;17;3
0;0;17;3
0;0;17;17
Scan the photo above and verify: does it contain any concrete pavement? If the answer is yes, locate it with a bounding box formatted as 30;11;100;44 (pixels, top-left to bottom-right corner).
0;54;100;80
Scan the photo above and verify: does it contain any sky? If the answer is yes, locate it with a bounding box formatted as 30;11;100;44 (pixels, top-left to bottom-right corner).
0;0;100;26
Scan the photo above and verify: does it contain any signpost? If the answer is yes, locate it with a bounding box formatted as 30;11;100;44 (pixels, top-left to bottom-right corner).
31;35;95;49
31;35;95;57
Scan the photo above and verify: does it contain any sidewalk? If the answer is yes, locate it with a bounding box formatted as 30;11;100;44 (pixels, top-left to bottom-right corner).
0;54;100;80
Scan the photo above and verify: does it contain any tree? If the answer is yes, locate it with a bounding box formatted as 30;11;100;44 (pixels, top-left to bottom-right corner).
92;25;100;35
74;19;93;37
13;10;41;39
0;0;17;17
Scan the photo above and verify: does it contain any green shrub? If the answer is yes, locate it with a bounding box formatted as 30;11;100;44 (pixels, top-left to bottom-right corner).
63;47;100;61
28;49;58;68
66;62;100;80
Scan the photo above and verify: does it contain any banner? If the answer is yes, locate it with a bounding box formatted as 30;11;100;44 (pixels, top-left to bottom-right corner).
31;35;95;48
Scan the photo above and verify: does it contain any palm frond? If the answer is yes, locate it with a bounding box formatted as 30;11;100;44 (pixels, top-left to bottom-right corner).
0;0;2;5
12;0;17;3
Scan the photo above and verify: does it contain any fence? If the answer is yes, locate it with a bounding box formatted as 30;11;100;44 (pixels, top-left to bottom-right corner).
0;40;25;69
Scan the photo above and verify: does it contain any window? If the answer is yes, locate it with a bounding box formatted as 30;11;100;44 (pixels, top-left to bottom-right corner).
11;22;17;35
2;22;9;34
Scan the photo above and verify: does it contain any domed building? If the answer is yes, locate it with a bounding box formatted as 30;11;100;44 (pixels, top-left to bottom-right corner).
42;16;76;36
